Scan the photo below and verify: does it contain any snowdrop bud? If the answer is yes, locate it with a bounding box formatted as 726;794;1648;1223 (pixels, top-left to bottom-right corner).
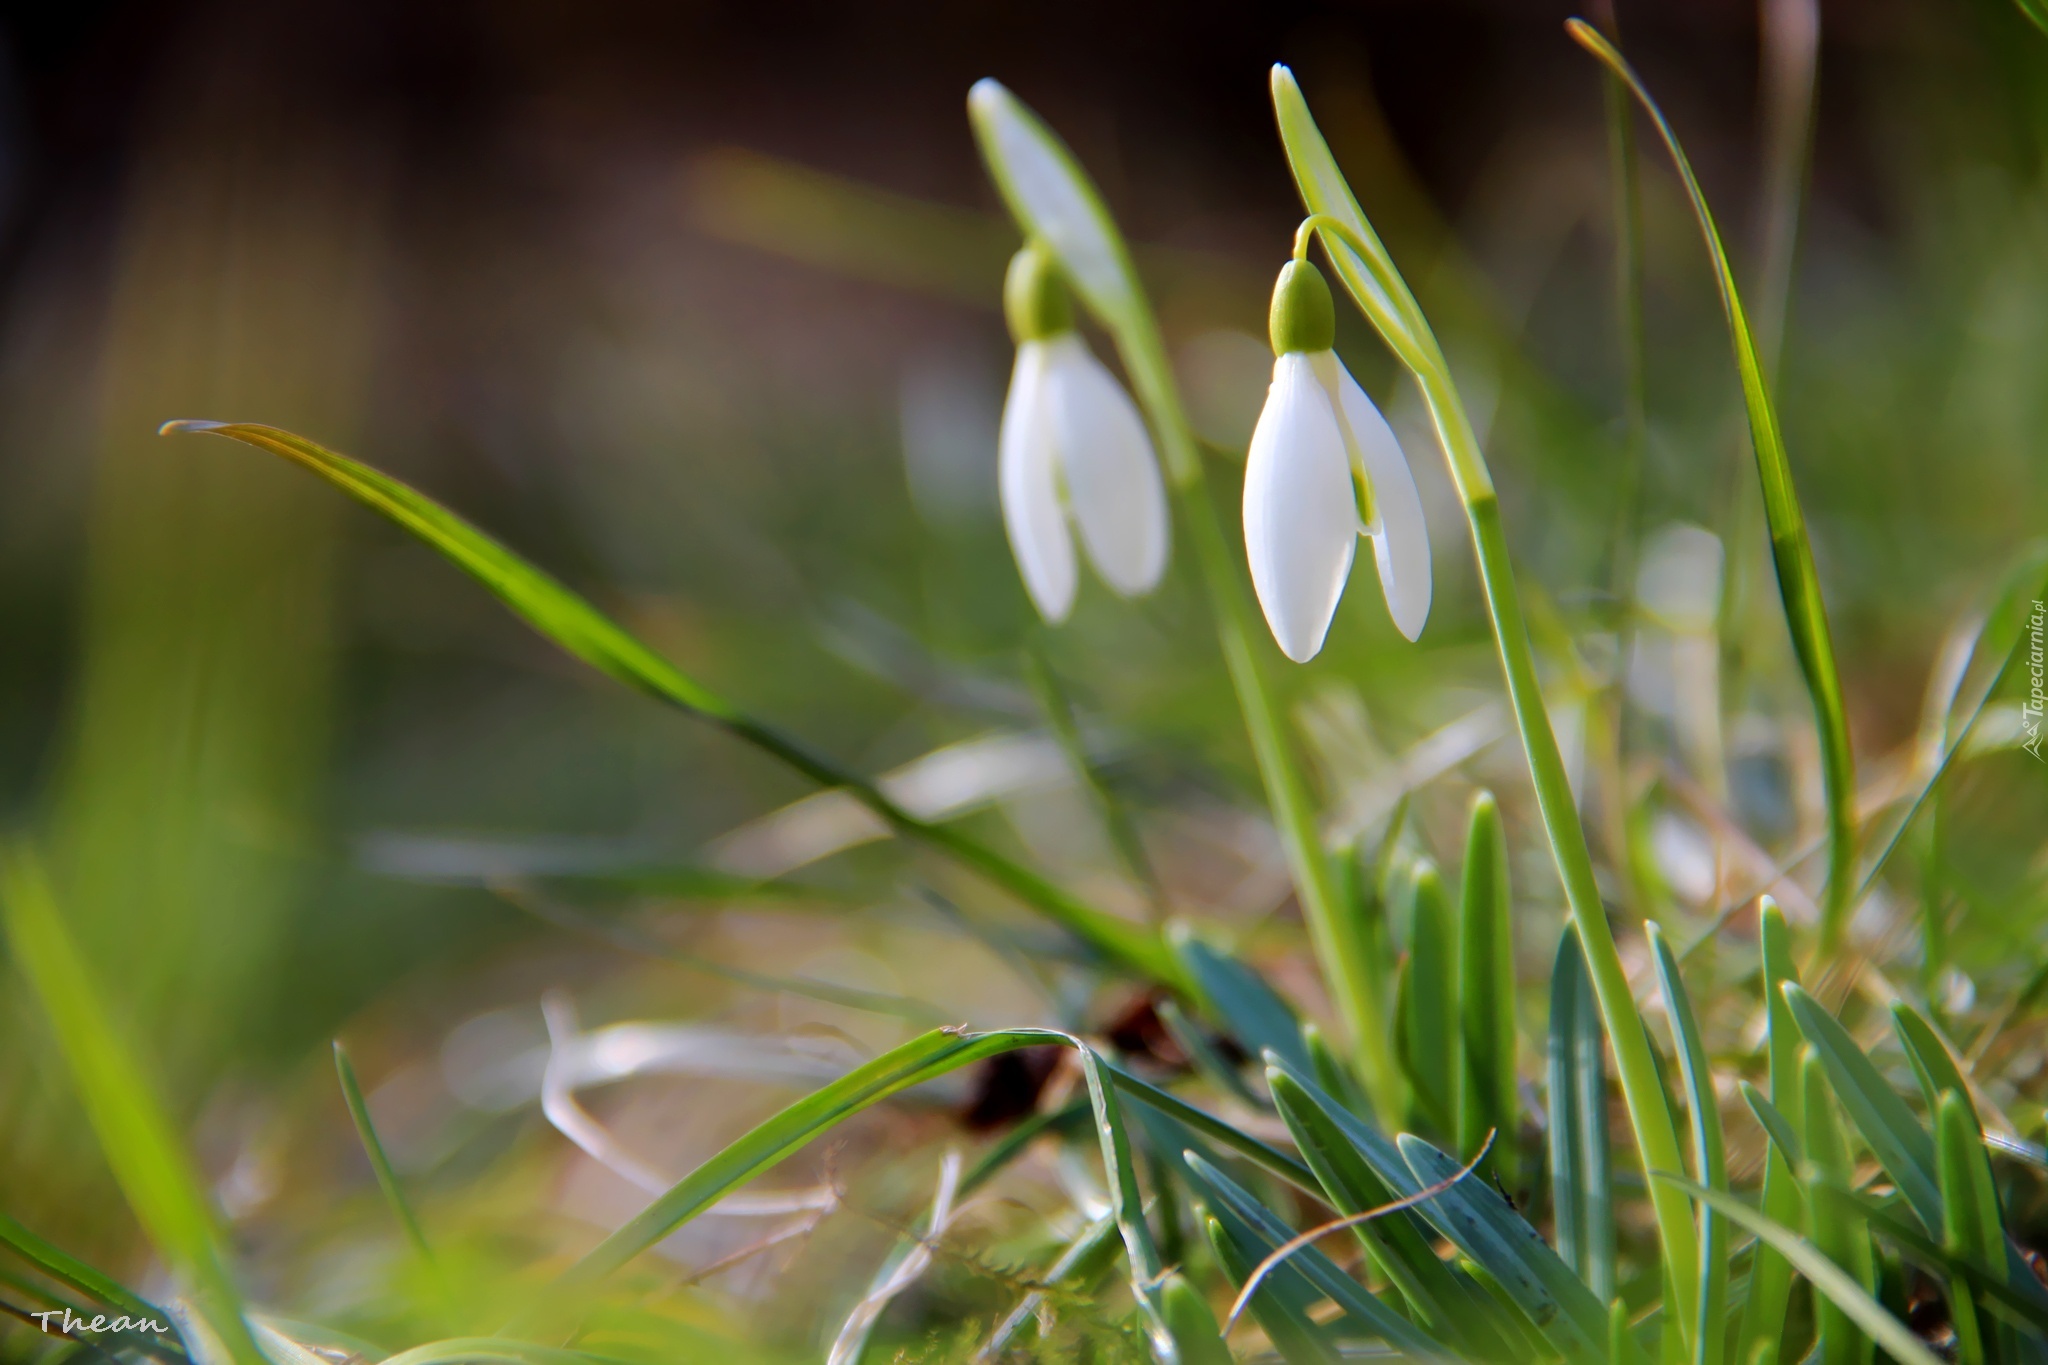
1243;257;1431;662
1268;258;1335;356
998;243;1170;624
1004;240;1071;343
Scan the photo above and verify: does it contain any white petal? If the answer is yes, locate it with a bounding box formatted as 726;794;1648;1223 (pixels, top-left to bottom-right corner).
1321;353;1432;642
1040;335;1169;598
998;342;1077;622
1243;352;1358;663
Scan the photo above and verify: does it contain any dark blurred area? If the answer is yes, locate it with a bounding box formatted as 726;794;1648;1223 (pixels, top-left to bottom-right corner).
1;0;2044;1289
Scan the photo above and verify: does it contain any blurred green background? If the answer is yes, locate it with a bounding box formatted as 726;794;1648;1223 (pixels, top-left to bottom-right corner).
0;0;2045;1351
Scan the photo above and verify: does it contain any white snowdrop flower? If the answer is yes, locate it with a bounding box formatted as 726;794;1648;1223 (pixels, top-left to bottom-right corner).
1243;258;1431;662
998;242;1169;624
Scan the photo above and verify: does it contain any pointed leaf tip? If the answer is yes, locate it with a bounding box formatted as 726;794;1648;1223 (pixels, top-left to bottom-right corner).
158;419;226;436
967;77;1004;113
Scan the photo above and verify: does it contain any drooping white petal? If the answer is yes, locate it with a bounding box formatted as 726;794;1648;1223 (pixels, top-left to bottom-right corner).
1243;351;1358;663
1040;334;1169;598
1320;352;1433;642
998;341;1077;622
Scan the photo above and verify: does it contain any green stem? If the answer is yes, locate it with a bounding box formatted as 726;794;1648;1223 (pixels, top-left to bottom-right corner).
1269;64;1701;1334
1425;379;1701;1339
1595;7;1656;925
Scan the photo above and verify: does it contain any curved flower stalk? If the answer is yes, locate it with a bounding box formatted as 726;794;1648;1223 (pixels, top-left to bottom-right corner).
1270;68;1705;1348
998;241;1169;622
1244;255;1431;661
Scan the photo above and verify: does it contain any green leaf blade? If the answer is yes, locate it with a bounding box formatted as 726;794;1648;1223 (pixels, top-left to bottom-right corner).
0;848;261;1365
1457;791;1517;1183
1655;1176;1942;1365
1783;984;1940;1230
1649;925;1728;1365
158;420;1177;986
1564;23;1856;949
1547;927;1615;1301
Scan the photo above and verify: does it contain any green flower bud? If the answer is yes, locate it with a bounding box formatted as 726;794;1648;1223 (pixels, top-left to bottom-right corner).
1004;241;1073;343
1268;258;1335;356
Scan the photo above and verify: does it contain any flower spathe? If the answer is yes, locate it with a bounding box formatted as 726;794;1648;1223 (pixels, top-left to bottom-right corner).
1243;260;1430;662
998;244;1169;624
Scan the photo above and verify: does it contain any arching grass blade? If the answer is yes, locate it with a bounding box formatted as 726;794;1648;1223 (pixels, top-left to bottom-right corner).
1567;22;1857;953
158;420;1175;988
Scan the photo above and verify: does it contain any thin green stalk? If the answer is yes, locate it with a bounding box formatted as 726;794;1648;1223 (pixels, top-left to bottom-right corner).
1600;9;1650;605
968;80;1402;1119
1022;640;1168;919
1272;65;1702;1344
1592;0;1656;926
1568;23;1857;954
160;421;1179;993
332;1042;436;1270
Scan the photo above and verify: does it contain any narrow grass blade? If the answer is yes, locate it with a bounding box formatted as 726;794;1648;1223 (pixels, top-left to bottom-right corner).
1801;1050;1876;1365
159;420;1174;987
1158;998;1267;1110
1594;1;1650;628
377;1340;628;1365
1112;1064;1317;1192
1823;1185;2048;1334
1267;1064;1501;1355
1170;927;1312;1079
1855;545;2048;910
1457;791;1517;1182
1076;1046;1177;1363
1741;1083;1805;1171
968;77;1402;1117
1397;1133;1616;1362
1891;1006;1976;1129
0;1210;172;1331
1399;862;1460;1136
1782;985;1939;1229
1301;1020;1369;1119
829;1150;962;1365
1649;926;1728;1365
1183;1153;1447;1358
1937;1091;2004;1365
1654;1176;1940;1365
1567;21;1857;951
0;848;262;1365
1202;1214;1340;1365
559;1028;1042;1285
542;1025;1216;1361
332;1042;436;1269
1735;899;1804;1365
1022;643;1164;915
1547;927;1615;1300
